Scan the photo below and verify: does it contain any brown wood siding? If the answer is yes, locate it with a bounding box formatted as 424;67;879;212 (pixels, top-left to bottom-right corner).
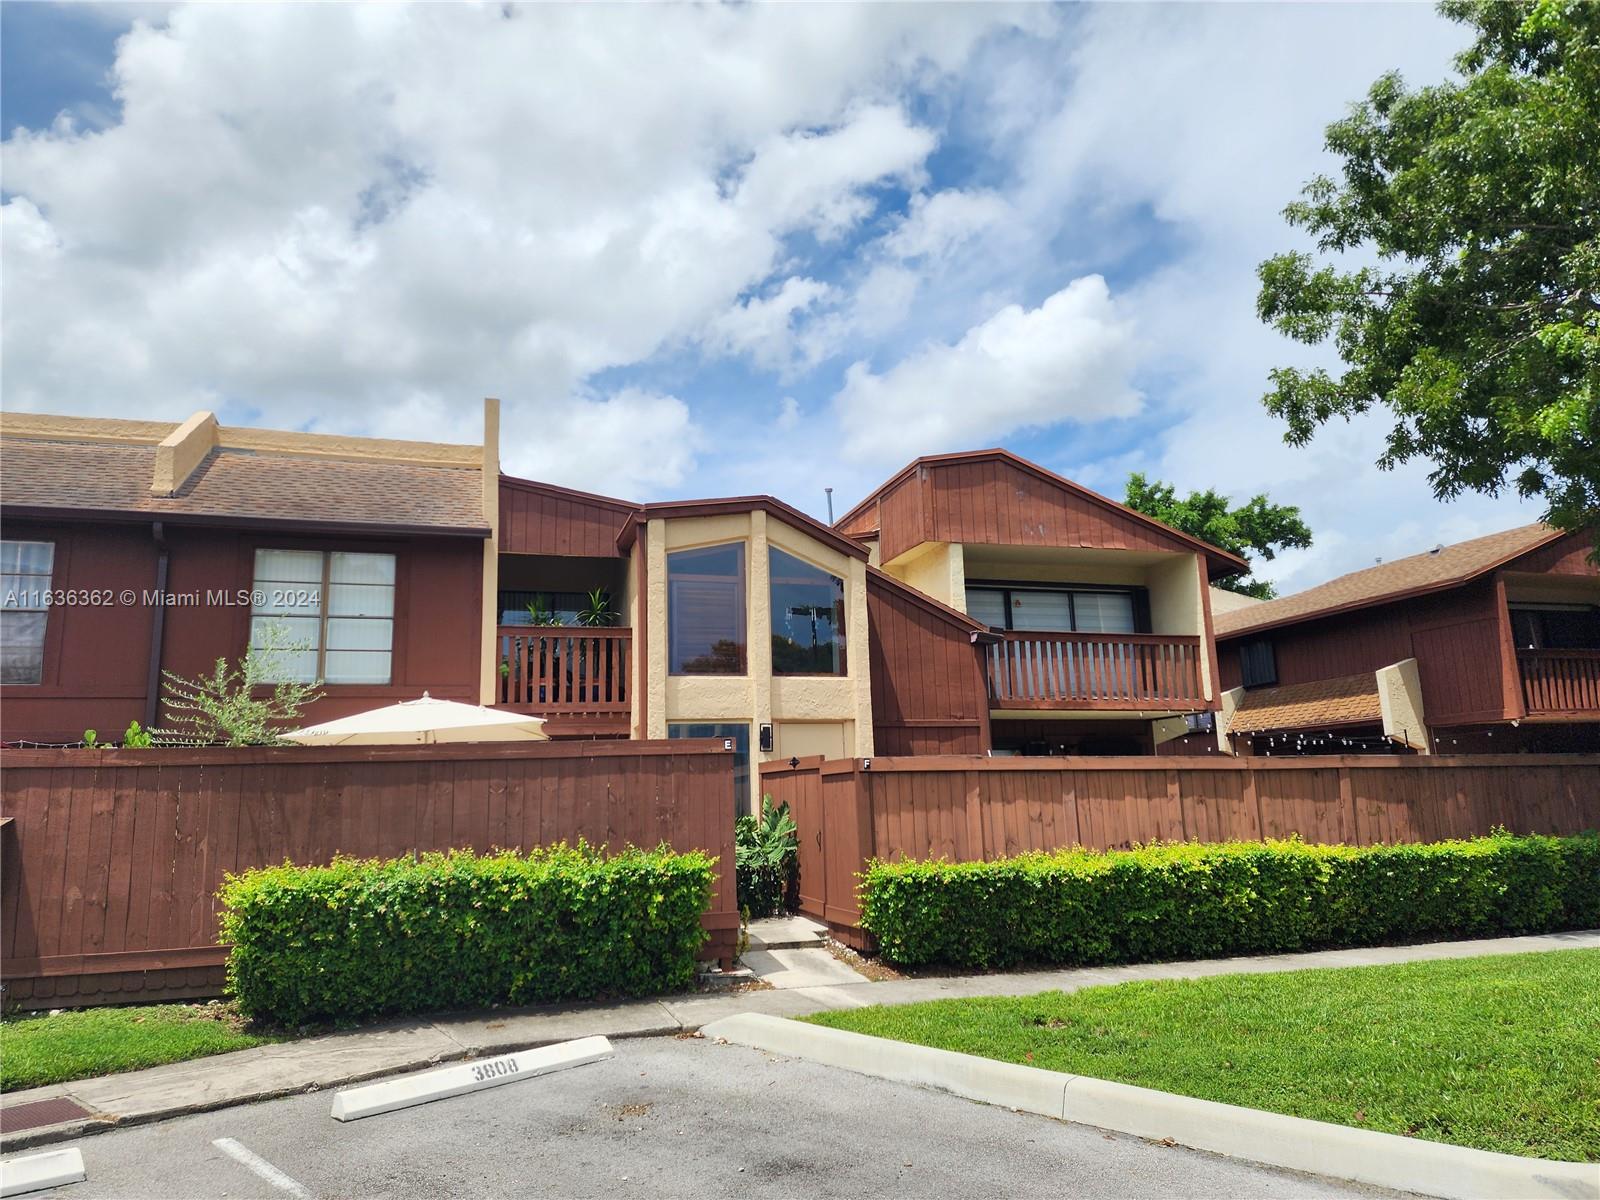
0;520;484;745
497;478;636;558
866;573;990;755
1218;581;1514;726
874;459;1202;564
1504;529;1596;576
0;739;737;1007
835;501;880;539
760;754;1600;942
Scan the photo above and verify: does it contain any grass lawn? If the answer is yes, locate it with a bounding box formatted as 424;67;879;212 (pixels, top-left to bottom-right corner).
805;948;1600;1162
1;1003;281;1090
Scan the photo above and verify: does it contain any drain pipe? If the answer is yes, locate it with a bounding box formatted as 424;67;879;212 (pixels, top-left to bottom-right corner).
143;521;169;730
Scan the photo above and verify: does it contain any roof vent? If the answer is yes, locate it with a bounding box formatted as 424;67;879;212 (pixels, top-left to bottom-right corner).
1429;544;1444;555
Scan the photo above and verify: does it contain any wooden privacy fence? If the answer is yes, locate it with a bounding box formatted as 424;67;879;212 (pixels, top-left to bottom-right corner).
759;754;1600;944
1;739;736;1009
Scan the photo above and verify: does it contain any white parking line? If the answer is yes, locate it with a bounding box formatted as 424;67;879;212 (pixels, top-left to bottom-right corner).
211;1139;309;1199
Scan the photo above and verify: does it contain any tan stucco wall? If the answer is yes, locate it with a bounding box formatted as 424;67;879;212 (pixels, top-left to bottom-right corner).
1147;554;1203;637
1217;686;1244;754
625;536;643;738
644;508;873;772
1149;552;1212;700
1377;657;1429;752
885;541;965;610
478;399;500;705
775;721;850;761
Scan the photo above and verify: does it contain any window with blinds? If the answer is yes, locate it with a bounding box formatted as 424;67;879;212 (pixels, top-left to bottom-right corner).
1238;639;1277;689
251;549;396;684
1;540;55;685
668;543;746;675
966;584;1139;634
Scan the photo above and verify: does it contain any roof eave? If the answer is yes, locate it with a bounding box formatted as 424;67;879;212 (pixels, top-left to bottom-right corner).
0;505;492;539
1214;527;1567;641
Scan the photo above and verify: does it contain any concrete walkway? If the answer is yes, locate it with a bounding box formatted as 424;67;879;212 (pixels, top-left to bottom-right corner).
5;928;1595;1153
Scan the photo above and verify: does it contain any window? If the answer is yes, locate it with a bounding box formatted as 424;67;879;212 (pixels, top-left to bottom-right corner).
966;585;1139;634
668;543;745;674
1511;605;1600;651
1238;639;1277;689
1;540;55;685
770;547;845;675
251;549;395;684
668;722;751;816
498;590;614;627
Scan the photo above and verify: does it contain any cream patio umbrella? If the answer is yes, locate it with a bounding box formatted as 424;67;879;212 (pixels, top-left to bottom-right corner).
282;693;548;745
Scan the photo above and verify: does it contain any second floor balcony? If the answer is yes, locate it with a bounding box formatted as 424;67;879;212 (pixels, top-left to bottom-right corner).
496;626;631;734
1517;648;1600;717
985;630;1207;711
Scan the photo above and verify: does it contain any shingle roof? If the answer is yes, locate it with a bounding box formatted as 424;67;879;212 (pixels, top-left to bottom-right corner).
1214;523;1561;638
2;437;489;535
1227;673;1382;734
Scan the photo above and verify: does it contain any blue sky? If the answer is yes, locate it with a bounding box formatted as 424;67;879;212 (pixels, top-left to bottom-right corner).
0;3;1544;592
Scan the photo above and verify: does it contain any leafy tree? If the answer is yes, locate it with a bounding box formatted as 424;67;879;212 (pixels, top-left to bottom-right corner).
156;626;324;746
1125;473;1313;599
1256;0;1598;540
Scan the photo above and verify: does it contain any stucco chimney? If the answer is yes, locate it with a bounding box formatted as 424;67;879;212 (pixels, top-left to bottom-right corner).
151;411;219;496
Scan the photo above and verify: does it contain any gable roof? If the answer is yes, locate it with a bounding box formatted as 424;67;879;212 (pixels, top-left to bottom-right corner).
837;448;1250;577
616;495;870;561
2;425;489;537
1214;523;1565;639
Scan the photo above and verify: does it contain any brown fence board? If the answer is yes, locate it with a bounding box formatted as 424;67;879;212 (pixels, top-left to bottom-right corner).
1;740;737;1008
763;754;1600;942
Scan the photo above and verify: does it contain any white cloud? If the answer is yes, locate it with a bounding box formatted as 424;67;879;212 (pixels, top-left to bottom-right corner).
703;276;834;370
992;3;1545;588
1;3;1019;489
884;189;1012;261
833;275;1140;465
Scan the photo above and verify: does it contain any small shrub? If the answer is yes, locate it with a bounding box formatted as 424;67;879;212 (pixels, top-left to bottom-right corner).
219;843;714;1025
735;796;797;918
860;831;1600;968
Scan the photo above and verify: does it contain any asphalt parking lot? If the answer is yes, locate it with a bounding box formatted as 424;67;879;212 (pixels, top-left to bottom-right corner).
14;1037;1403;1199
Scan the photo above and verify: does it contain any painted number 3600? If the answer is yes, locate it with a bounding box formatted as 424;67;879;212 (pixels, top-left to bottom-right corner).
469;1058;520;1083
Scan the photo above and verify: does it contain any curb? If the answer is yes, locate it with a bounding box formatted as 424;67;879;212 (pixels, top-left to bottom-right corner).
0;1023;680;1155
699;1013;1600;1200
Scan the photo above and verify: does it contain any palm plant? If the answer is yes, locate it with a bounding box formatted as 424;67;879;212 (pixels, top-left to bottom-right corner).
577;587;615;627
735;796;798;918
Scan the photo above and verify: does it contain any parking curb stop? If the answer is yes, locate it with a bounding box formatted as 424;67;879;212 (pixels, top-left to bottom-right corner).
0;1147;87;1198
330;1035;614;1122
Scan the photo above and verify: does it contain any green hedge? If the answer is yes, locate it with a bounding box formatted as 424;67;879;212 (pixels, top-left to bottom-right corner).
219;843;715;1024
860;832;1600;968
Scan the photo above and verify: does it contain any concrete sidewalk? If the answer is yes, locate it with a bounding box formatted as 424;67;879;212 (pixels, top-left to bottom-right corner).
4;928;1595;1153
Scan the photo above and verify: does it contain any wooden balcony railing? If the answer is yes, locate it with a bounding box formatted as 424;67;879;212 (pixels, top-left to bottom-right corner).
497;627;630;716
985;631;1206;710
1518;649;1600;715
